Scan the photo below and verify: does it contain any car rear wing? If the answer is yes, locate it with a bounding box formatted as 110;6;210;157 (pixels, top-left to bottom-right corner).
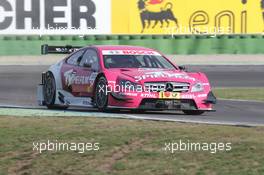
41;44;82;55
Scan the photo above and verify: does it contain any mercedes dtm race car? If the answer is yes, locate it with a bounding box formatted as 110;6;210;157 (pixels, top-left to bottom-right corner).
37;45;216;115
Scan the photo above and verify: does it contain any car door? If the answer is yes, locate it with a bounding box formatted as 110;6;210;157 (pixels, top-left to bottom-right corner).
75;48;100;97
61;49;85;95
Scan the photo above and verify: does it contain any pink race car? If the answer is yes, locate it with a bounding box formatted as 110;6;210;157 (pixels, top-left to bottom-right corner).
37;45;216;115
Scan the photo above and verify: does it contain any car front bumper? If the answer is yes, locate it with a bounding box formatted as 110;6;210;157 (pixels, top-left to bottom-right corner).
108;91;217;111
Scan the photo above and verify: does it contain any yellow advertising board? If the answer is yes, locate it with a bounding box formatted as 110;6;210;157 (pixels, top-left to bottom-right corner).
112;0;264;34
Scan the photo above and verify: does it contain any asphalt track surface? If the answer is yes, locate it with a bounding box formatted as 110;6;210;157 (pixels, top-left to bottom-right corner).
0;65;263;126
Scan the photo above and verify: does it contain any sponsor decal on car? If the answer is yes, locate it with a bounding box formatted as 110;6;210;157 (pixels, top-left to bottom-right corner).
135;71;196;82
159;92;180;99
102;50;161;56
197;94;208;98
64;69;90;86
180;94;196;99
141;93;158;98
119;92;138;97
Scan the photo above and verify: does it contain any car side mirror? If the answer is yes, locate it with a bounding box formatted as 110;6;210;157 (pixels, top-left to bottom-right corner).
179;65;186;71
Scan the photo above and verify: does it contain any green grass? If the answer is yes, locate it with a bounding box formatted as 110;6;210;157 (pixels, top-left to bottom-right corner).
0;116;264;175
213;88;264;102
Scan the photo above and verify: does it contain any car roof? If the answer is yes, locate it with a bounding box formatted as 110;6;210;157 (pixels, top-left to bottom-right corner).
88;45;156;51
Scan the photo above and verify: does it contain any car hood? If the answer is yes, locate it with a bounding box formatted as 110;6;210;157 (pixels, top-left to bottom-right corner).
111;68;197;84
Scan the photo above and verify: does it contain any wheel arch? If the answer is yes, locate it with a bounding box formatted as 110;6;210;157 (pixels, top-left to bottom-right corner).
92;72;106;97
47;62;64;90
43;62;63;106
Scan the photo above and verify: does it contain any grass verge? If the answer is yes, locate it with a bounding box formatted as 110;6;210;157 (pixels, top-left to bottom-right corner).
0;116;263;175
213;88;264;102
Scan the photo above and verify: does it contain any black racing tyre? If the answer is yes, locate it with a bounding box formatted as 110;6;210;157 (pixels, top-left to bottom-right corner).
95;77;109;111
183;110;205;115
44;72;56;108
44;72;67;110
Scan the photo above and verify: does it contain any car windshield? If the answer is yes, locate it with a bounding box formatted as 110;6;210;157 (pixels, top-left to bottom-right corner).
103;54;175;69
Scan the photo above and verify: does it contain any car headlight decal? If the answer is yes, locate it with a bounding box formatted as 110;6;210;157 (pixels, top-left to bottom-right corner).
191;82;204;92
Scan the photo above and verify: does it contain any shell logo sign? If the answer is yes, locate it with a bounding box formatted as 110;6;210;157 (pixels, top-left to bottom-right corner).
112;0;264;34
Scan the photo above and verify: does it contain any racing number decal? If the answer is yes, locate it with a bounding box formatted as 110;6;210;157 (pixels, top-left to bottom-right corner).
159;92;180;99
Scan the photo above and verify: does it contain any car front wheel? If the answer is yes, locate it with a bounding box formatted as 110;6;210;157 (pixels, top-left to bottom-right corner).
95;77;109;111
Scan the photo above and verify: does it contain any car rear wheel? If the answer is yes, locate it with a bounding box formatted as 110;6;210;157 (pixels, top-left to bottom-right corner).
44;72;67;110
95;77;108;111
183;110;205;115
